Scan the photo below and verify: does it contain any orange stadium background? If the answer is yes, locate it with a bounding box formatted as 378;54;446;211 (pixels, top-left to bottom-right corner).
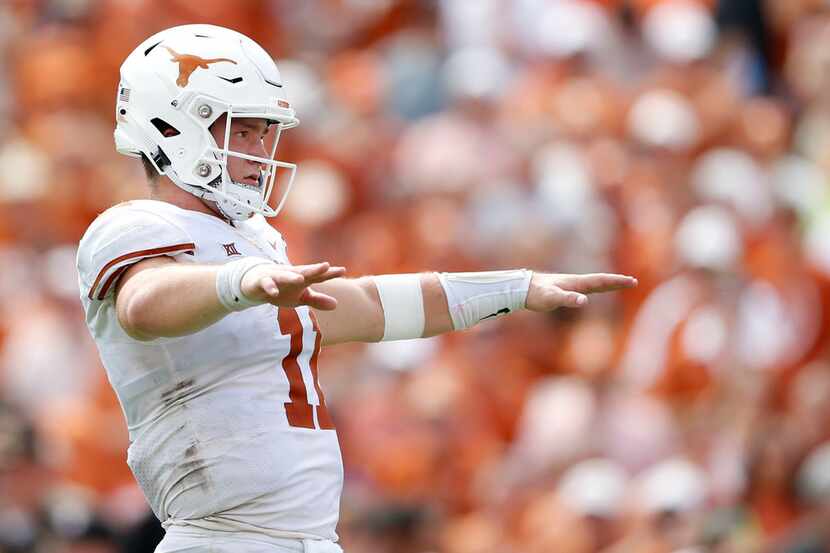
3;0;830;552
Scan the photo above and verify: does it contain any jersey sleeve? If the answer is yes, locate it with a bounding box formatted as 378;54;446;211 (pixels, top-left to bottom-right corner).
77;206;196;302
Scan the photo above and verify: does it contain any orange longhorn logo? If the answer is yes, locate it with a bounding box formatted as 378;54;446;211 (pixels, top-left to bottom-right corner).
163;46;237;87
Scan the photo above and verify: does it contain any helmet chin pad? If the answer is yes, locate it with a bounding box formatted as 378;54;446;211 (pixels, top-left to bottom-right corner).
214;166;261;221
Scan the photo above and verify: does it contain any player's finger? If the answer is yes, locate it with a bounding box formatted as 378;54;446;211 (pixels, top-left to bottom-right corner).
560;273;637;294
303;266;346;284
554;289;589;308
293;262;332;279
271;271;305;287
260;277;279;297
299;288;338;310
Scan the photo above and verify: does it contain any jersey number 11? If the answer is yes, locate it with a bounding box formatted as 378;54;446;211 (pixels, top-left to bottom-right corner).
277;307;335;430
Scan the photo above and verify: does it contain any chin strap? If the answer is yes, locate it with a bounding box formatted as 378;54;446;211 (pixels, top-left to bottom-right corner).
166;170;214;200
151;147;171;172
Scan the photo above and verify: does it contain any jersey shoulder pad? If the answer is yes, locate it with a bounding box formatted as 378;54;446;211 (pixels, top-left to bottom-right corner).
77;201;196;301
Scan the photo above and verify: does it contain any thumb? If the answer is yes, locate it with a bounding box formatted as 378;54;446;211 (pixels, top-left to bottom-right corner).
558;290;588;308
260;277;279;297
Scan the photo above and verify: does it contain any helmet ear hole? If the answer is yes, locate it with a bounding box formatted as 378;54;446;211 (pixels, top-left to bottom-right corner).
150;118;181;137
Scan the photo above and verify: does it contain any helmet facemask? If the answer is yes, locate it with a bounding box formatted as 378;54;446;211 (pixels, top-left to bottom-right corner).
195;105;297;221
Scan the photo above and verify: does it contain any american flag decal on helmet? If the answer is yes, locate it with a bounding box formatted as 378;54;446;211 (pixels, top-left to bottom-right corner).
119;87;131;102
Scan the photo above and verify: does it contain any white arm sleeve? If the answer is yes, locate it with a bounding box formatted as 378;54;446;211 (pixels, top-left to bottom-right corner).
372;274;425;341
370;270;532;340
437;270;532;330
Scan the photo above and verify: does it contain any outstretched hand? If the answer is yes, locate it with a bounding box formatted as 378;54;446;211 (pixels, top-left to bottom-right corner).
525;272;638;312
241;262;346;310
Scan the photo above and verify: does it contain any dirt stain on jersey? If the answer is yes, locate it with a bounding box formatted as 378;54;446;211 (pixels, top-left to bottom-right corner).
161;378;195;407
163;46;237;87
180;458;211;492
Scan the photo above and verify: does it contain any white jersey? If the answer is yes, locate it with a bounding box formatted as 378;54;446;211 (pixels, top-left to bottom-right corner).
76;200;343;541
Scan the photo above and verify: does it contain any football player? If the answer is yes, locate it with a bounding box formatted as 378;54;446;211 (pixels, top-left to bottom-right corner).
76;24;637;553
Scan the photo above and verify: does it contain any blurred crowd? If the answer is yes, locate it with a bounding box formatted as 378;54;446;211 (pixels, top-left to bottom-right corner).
3;0;830;552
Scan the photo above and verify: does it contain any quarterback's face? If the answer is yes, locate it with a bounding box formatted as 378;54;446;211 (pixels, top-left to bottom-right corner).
209;115;272;188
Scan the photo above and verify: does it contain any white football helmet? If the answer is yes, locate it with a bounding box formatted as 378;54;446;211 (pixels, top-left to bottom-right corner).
115;24;299;220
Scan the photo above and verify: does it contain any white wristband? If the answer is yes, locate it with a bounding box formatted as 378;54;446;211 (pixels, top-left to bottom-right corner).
216;257;275;312
437;269;532;330
372;274;425;341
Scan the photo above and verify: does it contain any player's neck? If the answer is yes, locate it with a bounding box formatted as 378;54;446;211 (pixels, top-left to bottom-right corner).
149;176;229;223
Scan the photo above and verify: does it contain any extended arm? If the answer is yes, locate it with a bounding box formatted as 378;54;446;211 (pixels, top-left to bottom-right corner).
313;271;638;346
114;252;634;344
